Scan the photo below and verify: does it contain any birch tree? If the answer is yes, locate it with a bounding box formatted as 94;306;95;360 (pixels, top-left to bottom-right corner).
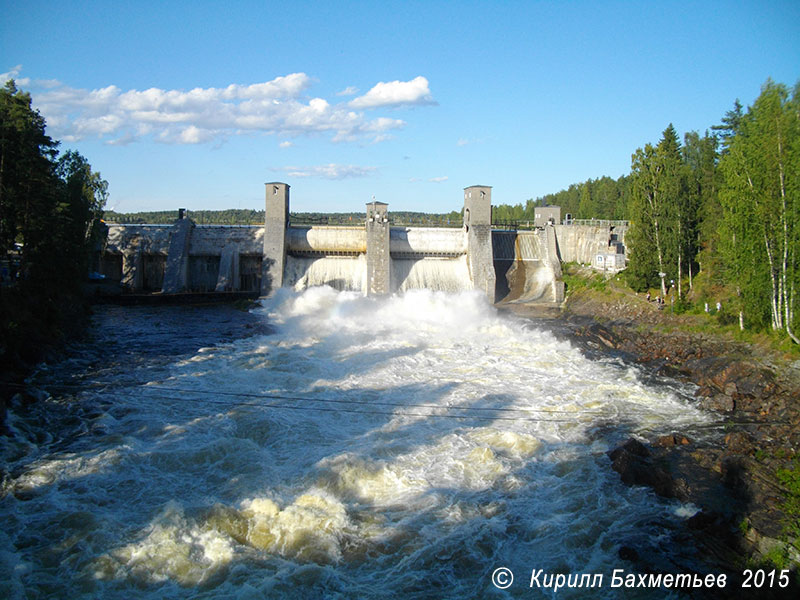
719;80;799;342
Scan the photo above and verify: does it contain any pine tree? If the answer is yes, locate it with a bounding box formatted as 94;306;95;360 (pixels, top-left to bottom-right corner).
684;131;720;289
627;125;686;296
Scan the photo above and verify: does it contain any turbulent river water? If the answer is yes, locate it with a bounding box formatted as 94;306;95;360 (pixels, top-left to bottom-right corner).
1;288;718;599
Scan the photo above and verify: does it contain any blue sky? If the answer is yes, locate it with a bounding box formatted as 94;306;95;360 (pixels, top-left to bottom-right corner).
2;0;798;214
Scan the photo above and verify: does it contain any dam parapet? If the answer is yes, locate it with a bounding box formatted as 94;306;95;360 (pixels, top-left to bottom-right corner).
99;182;625;303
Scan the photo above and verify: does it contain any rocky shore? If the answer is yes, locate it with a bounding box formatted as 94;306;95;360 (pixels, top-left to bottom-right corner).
500;286;800;591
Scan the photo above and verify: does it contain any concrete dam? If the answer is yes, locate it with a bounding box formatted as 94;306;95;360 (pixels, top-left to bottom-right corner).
100;183;627;304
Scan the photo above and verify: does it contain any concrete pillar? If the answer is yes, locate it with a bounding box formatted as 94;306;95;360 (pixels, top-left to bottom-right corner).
261;182;289;296
463;185;496;301
162;216;194;293
121;243;143;291
366;201;390;296
215;243;240;292
544;225;565;303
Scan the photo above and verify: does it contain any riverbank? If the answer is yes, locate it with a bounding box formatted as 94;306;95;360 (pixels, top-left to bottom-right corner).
500;281;800;583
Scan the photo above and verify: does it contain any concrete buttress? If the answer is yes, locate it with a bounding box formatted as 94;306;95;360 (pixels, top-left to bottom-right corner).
366;201;391;296
162;217;193;293
463;185;496;302
261;183;289;296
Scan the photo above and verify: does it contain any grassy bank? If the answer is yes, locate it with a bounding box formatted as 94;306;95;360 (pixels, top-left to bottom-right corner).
561;263;800;360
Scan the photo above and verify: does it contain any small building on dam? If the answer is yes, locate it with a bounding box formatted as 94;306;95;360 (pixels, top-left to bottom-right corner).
99;183;627;304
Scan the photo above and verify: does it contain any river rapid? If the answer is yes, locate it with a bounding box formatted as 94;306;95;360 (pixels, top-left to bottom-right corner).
1;288;717;598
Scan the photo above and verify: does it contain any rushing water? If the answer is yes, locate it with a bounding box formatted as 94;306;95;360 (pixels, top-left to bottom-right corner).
1;289;717;599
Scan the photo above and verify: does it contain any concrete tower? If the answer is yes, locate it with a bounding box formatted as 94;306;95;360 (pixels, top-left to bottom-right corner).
463;185;496;301
366;200;390;296
261;182;289;296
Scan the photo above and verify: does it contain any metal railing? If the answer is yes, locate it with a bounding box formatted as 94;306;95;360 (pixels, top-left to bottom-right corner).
389;218;462;228
563;219;629;227
289;215;465;228
289;215;362;226
491;220;540;230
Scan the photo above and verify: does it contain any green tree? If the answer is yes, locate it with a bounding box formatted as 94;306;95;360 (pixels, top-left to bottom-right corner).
55;150;109;279
711;99;744;154
0;80;60;278
627;125;686;296
1;80;108;368
577;181;593;218
719;80;800;342
683;131;720;289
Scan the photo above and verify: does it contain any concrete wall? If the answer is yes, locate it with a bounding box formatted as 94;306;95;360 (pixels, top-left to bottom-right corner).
107;225;263;256
553;224;627;265
189;226;263;255
102;182;629;306
105;224;264;293
497;228;564;304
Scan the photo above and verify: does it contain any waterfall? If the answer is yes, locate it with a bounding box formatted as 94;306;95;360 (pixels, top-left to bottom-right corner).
283;254;367;292
391;255;472;294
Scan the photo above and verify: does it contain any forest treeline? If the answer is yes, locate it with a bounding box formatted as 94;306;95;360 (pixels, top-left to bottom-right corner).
493;175;633;223
495;79;799;344
624;80;799;344
104;209;464;226
1;80;108;370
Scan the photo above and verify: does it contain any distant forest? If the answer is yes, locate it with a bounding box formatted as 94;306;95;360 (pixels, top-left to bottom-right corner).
104;178;632;226
104;209;464;227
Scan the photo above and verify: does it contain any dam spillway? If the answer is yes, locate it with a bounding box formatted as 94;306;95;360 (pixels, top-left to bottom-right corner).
99;182;627;303
100;183;498;299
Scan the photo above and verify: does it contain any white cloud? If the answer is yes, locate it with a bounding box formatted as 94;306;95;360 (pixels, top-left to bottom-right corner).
279;140;294;148
457;138;470;147
1;65;23;84
14;68;415;145
175;125;218;144
429;176;449;183
349;76;436;109
273;163;377;180
336;86;359;96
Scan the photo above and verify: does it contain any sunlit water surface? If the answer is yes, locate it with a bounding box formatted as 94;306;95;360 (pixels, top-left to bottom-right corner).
1;289;716;598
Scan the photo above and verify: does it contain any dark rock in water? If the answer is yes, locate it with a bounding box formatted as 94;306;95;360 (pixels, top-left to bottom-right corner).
608;438;686;501
608;438;649;460
618;545;639;561
687;510;719;530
